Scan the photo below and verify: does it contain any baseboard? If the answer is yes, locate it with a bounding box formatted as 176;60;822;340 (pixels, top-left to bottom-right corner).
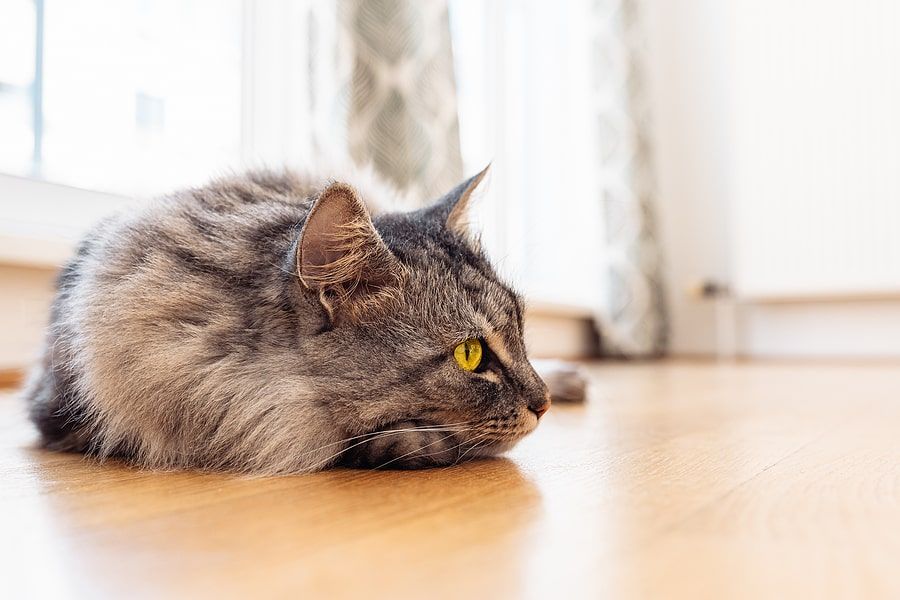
0;368;24;390
524;305;599;360
737;300;900;358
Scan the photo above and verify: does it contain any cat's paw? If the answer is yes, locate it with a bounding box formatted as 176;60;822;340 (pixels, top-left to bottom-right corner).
532;359;588;403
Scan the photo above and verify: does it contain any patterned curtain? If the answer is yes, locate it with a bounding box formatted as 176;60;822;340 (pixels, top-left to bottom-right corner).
338;0;463;203
591;0;667;356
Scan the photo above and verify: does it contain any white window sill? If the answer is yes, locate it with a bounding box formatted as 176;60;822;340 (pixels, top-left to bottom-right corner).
0;173;139;268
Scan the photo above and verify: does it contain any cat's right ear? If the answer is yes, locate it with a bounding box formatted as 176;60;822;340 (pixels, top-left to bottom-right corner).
428;164;490;239
296;183;404;324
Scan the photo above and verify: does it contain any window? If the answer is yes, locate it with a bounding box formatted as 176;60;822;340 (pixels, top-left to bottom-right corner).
0;0;38;177
0;0;243;196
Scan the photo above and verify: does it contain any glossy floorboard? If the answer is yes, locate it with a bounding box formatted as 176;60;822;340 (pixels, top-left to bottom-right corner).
2;360;899;599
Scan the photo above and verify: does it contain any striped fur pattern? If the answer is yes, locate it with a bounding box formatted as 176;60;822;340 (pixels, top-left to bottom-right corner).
24;167;560;474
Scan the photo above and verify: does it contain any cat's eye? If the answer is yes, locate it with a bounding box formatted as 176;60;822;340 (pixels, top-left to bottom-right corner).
454;338;483;372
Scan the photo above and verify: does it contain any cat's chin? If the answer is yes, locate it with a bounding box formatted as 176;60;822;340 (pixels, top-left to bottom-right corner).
470;438;524;459
459;409;541;460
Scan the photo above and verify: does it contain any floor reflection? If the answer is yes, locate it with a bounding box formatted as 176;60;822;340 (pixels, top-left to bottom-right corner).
15;447;544;597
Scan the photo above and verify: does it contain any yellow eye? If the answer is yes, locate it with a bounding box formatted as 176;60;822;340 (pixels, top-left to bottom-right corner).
454;338;483;372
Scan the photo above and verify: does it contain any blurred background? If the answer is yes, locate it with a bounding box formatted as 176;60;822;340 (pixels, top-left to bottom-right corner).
2;0;900;380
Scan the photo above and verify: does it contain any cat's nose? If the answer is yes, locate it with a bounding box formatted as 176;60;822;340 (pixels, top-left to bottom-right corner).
528;393;551;418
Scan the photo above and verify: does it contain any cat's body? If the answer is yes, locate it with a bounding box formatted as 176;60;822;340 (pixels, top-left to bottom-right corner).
25;168;580;474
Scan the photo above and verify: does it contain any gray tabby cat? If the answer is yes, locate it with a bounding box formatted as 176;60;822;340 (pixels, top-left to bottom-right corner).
24;167;582;473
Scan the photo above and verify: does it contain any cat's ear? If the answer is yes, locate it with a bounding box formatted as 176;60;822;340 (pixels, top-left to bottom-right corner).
297;182;404;323
432;164;490;238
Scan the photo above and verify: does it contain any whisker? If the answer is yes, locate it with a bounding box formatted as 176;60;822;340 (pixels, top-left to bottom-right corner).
411;436;478;464
308;424;474;470
309;428;472;471
453;431;488;465
372;431;459;470
302;420;474;457
454;436;491;466
423;432;483;465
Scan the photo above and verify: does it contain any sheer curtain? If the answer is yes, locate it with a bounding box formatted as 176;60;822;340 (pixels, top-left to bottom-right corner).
448;0;667;356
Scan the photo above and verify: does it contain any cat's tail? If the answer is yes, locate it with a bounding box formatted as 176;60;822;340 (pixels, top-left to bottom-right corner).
531;359;588;404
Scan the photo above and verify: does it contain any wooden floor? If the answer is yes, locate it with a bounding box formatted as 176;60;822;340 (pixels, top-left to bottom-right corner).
2;360;899;599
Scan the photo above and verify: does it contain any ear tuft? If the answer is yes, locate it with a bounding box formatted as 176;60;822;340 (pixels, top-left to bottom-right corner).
297;183;403;323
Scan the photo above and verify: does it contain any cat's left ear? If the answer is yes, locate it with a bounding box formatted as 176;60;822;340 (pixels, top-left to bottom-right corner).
430;164;490;238
296;182;404;323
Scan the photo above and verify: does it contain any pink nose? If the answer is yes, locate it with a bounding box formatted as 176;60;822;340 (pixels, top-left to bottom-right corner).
529;395;551;418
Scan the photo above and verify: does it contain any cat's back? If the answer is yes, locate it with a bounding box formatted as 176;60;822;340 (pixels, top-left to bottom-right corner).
85;167;398;287
63;172;316;348
95;170;316;284
25;171;323;457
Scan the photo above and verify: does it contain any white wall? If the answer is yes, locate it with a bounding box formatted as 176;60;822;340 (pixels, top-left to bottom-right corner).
730;0;900;299
645;0;900;358
644;0;733;355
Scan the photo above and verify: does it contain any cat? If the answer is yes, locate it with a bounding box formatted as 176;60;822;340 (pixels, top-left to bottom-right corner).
24;166;586;473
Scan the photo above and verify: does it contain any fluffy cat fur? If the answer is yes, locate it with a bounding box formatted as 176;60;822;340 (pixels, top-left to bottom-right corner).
24;167;584;473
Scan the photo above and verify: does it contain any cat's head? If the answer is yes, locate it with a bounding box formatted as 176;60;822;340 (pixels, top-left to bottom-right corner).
296;168;550;468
